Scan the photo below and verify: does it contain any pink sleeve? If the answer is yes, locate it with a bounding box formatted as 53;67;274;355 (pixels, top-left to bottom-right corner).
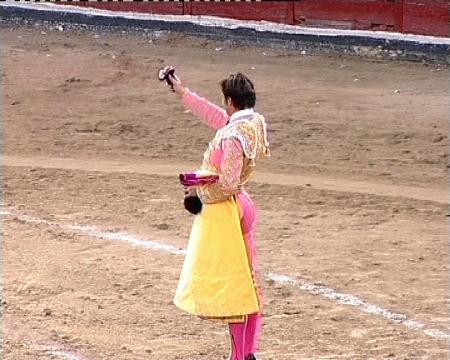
217;138;244;196
182;89;229;130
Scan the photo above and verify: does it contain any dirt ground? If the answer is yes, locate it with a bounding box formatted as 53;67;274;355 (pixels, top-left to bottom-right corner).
2;24;448;360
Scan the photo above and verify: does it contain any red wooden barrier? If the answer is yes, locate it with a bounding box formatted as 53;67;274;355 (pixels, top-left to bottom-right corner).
294;0;400;31
59;1;449;38
402;0;449;37
186;2;295;25
75;2;184;16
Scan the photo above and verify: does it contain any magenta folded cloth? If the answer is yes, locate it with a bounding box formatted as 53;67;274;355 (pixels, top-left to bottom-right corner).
179;171;219;187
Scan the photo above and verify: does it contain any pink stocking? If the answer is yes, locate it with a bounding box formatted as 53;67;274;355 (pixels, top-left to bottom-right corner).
245;312;262;355
229;317;248;360
235;191;263;358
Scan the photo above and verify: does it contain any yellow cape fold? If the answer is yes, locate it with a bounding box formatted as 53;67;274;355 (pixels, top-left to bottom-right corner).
174;198;259;319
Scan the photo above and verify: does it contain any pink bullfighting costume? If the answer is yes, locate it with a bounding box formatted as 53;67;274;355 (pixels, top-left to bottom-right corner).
174;89;270;359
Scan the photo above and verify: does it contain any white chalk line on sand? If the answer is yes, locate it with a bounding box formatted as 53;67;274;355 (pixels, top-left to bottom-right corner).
4;209;449;342
267;273;448;340
46;348;82;360
29;344;83;360
68;224;186;256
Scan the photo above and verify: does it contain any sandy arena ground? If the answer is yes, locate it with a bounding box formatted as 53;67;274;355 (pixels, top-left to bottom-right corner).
2;24;449;359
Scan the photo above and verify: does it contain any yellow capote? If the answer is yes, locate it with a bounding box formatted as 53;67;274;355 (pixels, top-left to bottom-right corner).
174;197;259;321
